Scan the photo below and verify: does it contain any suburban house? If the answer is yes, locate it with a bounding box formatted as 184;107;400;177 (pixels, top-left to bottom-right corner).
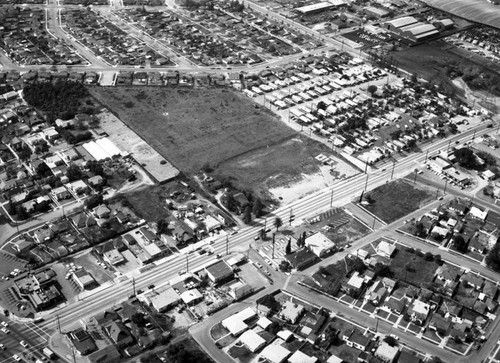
460;273;484;291
238;330;266;353
342;271;365;298
383;297;406;315
408;300;431;325
279;301;305;324
435;265;461;285
376;240;396;258
342;329;371;351
374;342;399;363
92;204;111;219
51;186;71;200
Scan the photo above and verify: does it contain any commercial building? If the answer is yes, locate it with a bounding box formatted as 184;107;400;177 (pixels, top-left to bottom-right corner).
305;232;336;257
72;269;97;290
205;260;233;284
144;286;181;312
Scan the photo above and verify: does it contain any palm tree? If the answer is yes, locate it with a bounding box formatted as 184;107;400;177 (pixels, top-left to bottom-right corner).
274;217;283;232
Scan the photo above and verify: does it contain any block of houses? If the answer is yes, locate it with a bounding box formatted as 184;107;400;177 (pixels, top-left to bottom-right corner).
376;240;396;258
305;232;336;257
342;329;371;351
279;301;305;324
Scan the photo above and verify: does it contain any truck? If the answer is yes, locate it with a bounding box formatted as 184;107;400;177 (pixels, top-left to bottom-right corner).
43;347;55;359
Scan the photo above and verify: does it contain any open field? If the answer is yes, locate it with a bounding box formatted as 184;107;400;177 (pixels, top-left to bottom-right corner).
91;86;356;201
422;0;500;30
89;87;296;173
218;136;358;201
364;179;434;223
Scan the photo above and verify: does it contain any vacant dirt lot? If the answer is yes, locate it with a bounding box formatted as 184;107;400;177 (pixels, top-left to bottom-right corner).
89;87;296;173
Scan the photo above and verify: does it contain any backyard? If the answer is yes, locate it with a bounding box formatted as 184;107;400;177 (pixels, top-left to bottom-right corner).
363;179;434;223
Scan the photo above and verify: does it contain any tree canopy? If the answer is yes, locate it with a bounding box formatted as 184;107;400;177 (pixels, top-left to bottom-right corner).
23;80;89;122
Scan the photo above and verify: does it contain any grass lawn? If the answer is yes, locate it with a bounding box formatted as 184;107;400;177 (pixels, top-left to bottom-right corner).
227;344;254;363
445;337;470;354
210;323;230;341
328;343;360;363
364;179;434;223
423;329;442;344
389;248;440;287
218;334;236;348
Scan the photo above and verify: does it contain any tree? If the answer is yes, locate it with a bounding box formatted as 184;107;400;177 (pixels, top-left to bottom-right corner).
259;228;267;241
256;294;280;312
424;252;434;261
35;162;52;177
383;335;398;347
285;239;291;254
374;262;393;277
66;164;82;182
86;160;105;177
157;219;169;234
18;146;32;161
85;194;103;210
252;198;264;218
242;205;252;224
279;260;292;273
367;84;378;95
15;205;29;221
414;222;424;237
455;148;479;169
131;312;147;327
453;234;468;253
486;238;500;271
274;217;283;232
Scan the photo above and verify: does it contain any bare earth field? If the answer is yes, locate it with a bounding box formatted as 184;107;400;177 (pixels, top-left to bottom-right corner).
90;86;357;201
89;87;296;173
422;0;500;29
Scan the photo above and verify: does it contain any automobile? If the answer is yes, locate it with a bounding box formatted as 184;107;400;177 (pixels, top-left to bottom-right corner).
20;341;28;348
254;236;260;241
487;124;493;128
216;254;222;259
345;243;352;248
1;327;9;334
1;275;9;280
148;284;155;290
178;270;186;276
1;321;8;327
389;334;399;340
136;289;143;295
13;354;21;362
0;343;4;350
265;259;272;265
256;263;263;269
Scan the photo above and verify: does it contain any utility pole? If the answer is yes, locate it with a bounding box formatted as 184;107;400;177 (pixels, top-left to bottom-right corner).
289;208;293;225
186;254;189;272
272;233;275;259
444;179;448;194
56;315;61;334
424;149;429;162
413;169;418;184
391;161;395;180
364;161;368;174
447;140;452;153
71;347;77;363
364;173;369;191
132;277;136;296
372;216;376;230
226;235;229;255
330;189;334;208
472;129;476;143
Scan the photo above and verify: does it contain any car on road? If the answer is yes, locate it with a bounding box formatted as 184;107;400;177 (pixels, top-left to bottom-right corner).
1;321;8;327
265;259;272;265
20;340;29;348
178;270;186;276
1;327;9;334
2;275;9;280
0;343;5;350
13;354;21;362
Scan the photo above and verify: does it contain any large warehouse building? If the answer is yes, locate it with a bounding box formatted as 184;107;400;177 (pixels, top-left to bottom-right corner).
383;16;439;42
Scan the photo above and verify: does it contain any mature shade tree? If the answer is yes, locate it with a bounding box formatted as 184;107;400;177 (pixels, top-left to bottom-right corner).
252;198;264;218
486;238;500;271
285;239;291;254
85;194;103;210
242;205;252;224
66;164;83;182
453;234;468;253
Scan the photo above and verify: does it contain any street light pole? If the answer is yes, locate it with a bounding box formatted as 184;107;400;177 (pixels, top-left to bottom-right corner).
186;254;189;272
330;189;334;208
364;173;369;191
391;161;395;180
226;235;229;255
